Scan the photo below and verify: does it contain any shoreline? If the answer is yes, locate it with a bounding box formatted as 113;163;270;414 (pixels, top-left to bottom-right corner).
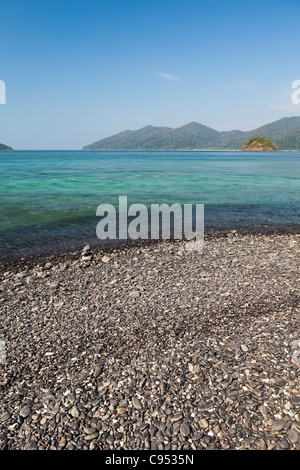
0;232;299;450
82;148;300;152
1;224;300;275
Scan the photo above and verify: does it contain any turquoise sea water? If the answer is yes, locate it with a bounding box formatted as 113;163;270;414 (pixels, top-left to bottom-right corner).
0;150;299;263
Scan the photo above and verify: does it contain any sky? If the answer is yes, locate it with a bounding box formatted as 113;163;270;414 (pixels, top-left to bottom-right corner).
1;0;300;149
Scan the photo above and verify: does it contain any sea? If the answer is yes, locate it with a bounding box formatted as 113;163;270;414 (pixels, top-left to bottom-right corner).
0;150;299;264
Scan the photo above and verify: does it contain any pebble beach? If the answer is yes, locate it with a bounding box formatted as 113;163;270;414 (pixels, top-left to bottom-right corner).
0;232;299;450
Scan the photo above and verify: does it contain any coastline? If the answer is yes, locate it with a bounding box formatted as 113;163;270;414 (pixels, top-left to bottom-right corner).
81;148;300;152
1;223;299;275
82;148;298;152
0;232;299;450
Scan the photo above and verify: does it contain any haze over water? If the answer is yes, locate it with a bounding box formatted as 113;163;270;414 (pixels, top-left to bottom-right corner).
0;150;299;263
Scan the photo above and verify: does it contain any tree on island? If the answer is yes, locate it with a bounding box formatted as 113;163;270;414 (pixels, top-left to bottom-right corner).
242;136;277;151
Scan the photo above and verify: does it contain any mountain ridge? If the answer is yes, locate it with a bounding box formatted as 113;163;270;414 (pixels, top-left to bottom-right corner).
83;116;300;150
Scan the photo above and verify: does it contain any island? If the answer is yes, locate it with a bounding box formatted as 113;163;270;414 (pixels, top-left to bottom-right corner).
0;143;13;150
242;136;277;152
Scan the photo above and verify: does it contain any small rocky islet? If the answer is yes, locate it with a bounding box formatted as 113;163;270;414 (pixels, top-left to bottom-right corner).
242;136;277;152
0;233;299;450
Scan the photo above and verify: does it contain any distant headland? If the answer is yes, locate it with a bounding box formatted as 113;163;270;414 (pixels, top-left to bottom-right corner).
83;116;300;151
0;143;13;150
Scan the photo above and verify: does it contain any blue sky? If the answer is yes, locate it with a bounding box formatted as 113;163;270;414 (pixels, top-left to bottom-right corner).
1;0;300;149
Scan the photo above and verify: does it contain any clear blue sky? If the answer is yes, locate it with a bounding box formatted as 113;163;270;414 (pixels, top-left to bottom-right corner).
1;0;300;149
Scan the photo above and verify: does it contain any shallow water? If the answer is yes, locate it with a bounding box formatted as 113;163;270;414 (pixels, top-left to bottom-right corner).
0;150;299;262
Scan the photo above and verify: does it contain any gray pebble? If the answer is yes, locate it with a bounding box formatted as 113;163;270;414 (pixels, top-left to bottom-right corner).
180;424;191;437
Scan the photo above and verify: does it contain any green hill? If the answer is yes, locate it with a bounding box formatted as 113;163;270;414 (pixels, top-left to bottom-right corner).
242;136;277;151
0;143;13;150
83;116;300;150
276;130;300;150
